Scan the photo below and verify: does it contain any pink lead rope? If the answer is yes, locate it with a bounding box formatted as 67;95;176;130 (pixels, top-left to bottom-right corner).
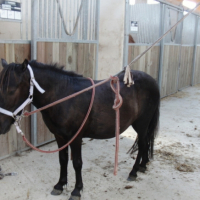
22;76;123;175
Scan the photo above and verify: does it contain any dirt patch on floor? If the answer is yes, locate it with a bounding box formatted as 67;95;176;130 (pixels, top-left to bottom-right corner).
155;142;199;173
169;91;189;98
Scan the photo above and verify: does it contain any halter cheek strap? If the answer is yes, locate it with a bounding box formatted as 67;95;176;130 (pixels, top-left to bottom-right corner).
0;64;45;120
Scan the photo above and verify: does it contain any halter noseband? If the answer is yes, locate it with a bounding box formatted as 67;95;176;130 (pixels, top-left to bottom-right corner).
0;64;45;135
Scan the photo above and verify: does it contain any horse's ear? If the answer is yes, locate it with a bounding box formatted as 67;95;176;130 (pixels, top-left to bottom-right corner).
22;59;29;71
1;59;7;68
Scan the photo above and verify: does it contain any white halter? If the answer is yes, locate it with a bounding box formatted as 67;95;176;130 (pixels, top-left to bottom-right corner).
0;64;45;134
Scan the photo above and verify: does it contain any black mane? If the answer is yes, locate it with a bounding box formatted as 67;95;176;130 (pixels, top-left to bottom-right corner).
29;60;83;77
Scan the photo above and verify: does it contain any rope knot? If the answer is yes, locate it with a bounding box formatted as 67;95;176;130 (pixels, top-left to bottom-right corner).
123;65;134;87
110;76;123;110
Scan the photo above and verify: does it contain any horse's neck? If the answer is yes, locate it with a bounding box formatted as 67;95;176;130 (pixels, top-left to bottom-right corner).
31;67;71;108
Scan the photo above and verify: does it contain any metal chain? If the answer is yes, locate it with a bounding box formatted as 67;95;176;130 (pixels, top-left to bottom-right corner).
56;0;84;36
128;2;200;67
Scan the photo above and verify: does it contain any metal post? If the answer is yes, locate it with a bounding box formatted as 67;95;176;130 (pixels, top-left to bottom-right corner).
158;3;166;92
123;0;130;68
95;0;100;79
31;0;38;146
191;16;199;86
83;0;88;40
176;11;184;91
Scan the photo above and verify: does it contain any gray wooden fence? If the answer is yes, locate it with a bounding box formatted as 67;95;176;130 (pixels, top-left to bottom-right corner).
124;2;200;98
0;0;100;160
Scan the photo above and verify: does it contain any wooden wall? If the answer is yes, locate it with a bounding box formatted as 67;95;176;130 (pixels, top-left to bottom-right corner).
0;43;31;159
36;42;97;145
0;42;97;158
178;46;194;89
161;45;180;97
37;42;96;78
194;46;200;85
128;45;160;80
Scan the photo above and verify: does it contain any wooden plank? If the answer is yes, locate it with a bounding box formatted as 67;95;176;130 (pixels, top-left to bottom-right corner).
161;45;169;97
45;42;53;63
0;134;9;158
83;44;90;77
66;43;74;71
188;47;193;85
166;45;177;95
150;46;160;80
36;42;53;144
88;44;96;78
145;47;152;76
14;44;31;63
8;125;17;154
37;42;46;63
178;46;194;89
52;42;60;63
18;105;31;150
128;45;160;81
77;43;84;75
5;43;15;63
0;43;5;71
14;44;31;151
128;45;160;80
0;43;31;158
194;46;200;84
0;44;9;157
4;44;20;154
37;113;45;145
59;42;67;68
72;43;78;72
128;46;133;64
138;46;146;72
44;42;53;142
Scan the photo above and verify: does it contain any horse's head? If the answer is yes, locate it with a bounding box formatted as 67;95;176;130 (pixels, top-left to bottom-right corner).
0;59;29;134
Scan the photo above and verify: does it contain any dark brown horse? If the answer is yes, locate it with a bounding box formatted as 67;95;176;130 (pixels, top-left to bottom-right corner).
0;59;160;200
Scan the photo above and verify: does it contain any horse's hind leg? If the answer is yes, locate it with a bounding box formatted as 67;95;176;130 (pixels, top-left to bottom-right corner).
128;105;159;180
69;138;83;200
51;135;68;195
139;138;149;172
128;122;148;181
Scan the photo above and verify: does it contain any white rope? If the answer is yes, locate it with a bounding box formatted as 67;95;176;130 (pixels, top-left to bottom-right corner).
123;65;134;87
56;0;84;36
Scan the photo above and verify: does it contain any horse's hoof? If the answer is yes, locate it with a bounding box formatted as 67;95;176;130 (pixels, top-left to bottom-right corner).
51;188;63;196
69;195;81;200
139;166;146;173
127;175;137;181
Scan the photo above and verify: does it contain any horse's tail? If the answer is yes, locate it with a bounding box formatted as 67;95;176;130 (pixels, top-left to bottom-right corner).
127;101;160;157
148;100;160;158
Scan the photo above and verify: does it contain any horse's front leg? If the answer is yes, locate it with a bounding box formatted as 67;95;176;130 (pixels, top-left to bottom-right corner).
69;138;83;200
51;135;68;195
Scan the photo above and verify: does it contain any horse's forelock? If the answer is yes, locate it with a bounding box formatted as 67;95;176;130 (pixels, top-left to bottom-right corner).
0;64;16;92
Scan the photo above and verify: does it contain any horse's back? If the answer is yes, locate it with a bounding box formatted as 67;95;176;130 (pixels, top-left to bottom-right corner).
84;70;160;139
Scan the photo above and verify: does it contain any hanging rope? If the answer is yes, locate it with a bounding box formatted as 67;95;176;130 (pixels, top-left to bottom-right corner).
56;0;84;36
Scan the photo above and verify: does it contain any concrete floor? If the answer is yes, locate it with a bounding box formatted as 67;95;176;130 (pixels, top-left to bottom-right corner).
0;84;200;200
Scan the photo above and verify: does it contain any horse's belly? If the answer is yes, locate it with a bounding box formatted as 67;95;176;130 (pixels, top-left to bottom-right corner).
83;115;133;139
